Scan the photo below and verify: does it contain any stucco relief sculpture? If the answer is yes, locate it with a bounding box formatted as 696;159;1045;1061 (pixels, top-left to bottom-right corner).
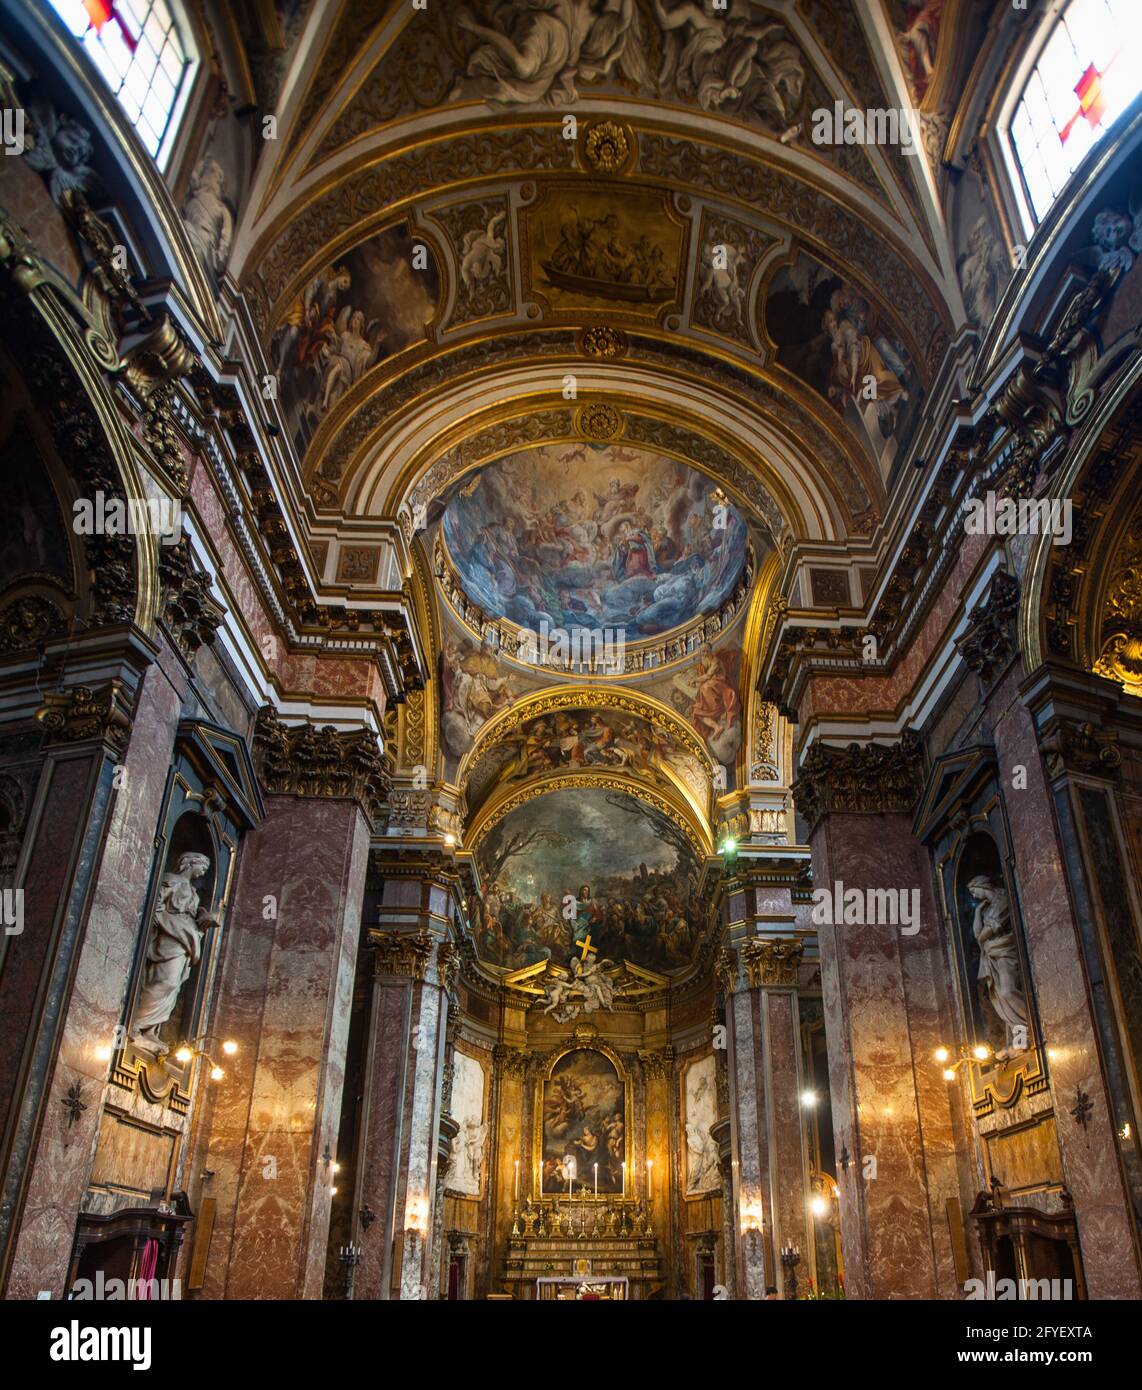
541;954;616;1022
131;852;218;1052
967;874;1030;1061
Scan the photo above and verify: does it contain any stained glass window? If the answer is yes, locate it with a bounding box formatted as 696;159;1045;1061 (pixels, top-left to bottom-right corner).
44;1;192;164
1009;0;1142;225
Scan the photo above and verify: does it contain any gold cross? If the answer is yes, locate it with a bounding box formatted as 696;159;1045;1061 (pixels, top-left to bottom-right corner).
577;934;597;963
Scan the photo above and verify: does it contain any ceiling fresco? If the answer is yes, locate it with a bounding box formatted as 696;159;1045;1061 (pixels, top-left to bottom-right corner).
203;0;982;990
439;443;750;641
471;786;705;975
269;222;440;455
461;698;711;817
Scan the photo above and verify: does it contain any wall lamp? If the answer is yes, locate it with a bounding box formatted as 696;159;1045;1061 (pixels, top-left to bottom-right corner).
934;1043;991;1080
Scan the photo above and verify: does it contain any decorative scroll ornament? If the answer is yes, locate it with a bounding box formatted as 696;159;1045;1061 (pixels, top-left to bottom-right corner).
492;1043;529;1077
740;937;803;988
1039;718;1121;782
437;940;462;998
253;707;390;822
955;570;1019;686
791;731;925;834
372;930;434;981
36;681;133;753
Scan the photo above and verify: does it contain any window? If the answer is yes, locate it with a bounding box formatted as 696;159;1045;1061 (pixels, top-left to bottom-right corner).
1009;0;1142;227
45;0;193;166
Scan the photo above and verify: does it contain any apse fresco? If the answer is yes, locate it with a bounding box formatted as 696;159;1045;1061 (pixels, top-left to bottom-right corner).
270;223;439;454
541;1049;625;1198
765;251;923;479
472;787;702;974
441;445;749;639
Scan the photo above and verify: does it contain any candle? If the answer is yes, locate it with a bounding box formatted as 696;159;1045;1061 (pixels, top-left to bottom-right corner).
594;1162;598;1197
514;1159;519;1200
621;1161;626;1197
647;1159;653;1201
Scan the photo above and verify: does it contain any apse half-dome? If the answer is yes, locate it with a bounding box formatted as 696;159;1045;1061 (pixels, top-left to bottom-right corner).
440;444;749;640
472;786;704;976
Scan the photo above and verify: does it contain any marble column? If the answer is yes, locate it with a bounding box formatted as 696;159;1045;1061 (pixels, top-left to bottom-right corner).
997;663;1142;1297
353;850;459;1301
198;730;375;1299
793;735;963;1299
1;655;171;1298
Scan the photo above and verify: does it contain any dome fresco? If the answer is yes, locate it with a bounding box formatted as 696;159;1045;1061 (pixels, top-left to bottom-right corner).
441;444;749;640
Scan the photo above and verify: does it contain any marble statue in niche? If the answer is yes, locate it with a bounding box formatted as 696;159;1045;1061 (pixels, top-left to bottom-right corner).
131;852;218;1053
684;1054;719;1195
967;874;1030;1061
450;1052;486;1196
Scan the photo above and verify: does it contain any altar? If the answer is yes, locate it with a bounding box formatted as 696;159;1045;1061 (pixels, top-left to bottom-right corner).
537;1275;629;1300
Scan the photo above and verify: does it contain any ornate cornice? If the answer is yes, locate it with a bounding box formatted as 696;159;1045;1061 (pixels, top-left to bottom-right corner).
35;681;133;755
158;538;226;660
253;706;389;822
956;570;1019;687
740;937;803;989
792;732;925;834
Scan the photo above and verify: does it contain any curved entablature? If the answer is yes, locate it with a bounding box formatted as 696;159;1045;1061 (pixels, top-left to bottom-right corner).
314;337;882;538
356;373;862;552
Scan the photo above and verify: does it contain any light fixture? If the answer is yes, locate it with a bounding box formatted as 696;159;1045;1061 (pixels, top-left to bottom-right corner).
444;832;456;846
174;1045;193;1064
222;1040;238;1056
332;1162;341;1174
800;1090;818;1107
937;1041;1002;1080
809;1195;828;1218
209;1065;224;1082
94;1044;112;1063
165;1034;236;1083
720;837;737;856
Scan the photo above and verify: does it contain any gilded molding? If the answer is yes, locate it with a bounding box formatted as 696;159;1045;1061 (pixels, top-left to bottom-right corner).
372;930;434;981
740;937;803;989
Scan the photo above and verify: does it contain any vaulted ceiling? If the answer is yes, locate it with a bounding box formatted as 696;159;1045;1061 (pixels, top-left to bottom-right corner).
214;0;977;975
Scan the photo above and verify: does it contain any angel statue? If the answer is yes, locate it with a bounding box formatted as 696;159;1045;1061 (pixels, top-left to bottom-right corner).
131;852;219;1052
461;209;507;292
541;954;616;1023
319;307;385;413
967;874;1030;1061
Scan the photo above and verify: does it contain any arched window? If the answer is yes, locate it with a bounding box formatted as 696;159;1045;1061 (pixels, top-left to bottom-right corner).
1007;0;1142;229
44;0;194;167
